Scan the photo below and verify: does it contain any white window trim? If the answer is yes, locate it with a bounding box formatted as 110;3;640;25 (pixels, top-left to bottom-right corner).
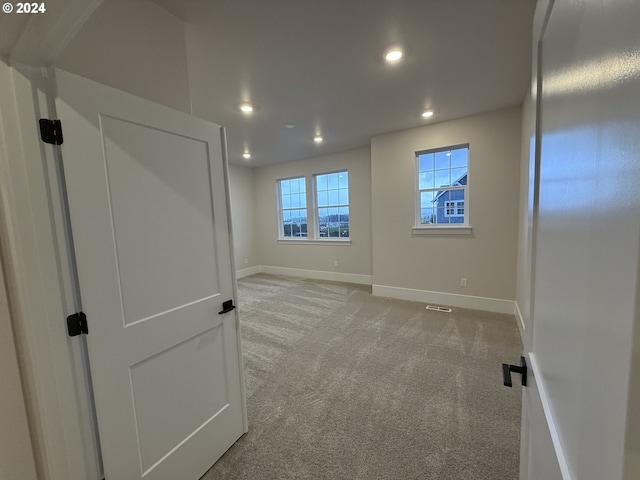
412;225;472;235
414;144;470;230
312;169;351;240
277;238;352;246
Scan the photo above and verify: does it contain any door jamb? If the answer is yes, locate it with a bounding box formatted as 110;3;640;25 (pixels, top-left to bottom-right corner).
0;61;103;480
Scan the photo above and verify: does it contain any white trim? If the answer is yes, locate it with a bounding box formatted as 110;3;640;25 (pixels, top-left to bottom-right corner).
235;265;261;279
528;353;574;480
412;225;472;235
372;284;515;315
0;63;101;480
259;265;372;285
514;301;525;344
0;157;38;480
220;128;249;433
277;239;351;246
238;270;520;318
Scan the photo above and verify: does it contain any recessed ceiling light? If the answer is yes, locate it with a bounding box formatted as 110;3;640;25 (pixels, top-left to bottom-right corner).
313;135;323;143
422;110;434;118
285;124;295;129
239;103;255;114
385;48;403;63
242;152;251;159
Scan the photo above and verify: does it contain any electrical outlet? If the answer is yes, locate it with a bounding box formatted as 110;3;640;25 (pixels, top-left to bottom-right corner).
460;278;467;287
244;257;249;264
333;260;338;267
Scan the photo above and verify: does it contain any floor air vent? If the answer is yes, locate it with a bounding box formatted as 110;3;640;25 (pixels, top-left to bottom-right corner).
426;305;452;313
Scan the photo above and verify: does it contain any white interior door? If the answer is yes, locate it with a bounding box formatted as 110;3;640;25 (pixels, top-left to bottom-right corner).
55;69;247;480
521;0;640;479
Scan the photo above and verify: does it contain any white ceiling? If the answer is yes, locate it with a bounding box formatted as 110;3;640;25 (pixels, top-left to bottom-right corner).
152;0;536;167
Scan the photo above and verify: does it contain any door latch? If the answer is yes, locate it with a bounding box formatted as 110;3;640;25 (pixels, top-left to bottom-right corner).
502;356;527;387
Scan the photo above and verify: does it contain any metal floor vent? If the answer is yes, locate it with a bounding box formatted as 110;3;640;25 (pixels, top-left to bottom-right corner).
426;305;452;313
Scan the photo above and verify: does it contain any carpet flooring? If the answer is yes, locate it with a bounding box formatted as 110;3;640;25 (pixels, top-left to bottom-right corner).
202;274;523;480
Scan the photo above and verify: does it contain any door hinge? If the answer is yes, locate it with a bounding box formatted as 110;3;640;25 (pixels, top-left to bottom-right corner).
218;299;236;315
67;312;88;336
39;118;64;145
502;356;527;388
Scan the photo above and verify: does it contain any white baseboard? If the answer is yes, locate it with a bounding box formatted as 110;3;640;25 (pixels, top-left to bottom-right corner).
514;301;526;343
235;265;261;279
253;265;372;285
239;270;517;317
372;284;516;315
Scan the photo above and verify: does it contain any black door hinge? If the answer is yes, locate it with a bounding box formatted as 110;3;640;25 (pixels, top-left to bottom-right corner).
218;299;236;315
502;356;527;388
67;312;88;336
39;118;63;145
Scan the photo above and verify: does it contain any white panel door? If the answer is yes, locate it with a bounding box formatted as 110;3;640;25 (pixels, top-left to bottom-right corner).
521;0;640;479
55;69;247;480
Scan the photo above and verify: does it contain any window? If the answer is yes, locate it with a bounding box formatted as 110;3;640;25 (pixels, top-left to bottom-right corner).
445;200;464;218
416;145;469;226
276;171;351;241
278;177;307;238
315;171;349;238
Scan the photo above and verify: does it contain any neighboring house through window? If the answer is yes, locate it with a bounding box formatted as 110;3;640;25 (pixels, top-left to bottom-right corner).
416;144;469;226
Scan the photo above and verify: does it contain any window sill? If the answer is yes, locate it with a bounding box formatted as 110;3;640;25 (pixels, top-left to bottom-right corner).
277;238;352;246
412;225;472;236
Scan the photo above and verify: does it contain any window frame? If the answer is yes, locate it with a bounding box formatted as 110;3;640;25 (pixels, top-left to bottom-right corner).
413;144;472;235
276;175;308;239
313;169;350;240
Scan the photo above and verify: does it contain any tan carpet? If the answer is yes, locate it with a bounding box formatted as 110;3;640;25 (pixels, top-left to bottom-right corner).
202;274;522;479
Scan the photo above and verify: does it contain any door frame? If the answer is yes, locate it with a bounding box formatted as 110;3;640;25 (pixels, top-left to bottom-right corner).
0;156;39;480
0;60;248;480
519;1;574;479
0;61;103;479
1;1;253;476
1;3;112;477
518;0;548;477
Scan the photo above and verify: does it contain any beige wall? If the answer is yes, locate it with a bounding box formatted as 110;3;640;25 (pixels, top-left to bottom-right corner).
371;107;521;301
229;164;259;270
55;0;191;113
253;147;372;276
